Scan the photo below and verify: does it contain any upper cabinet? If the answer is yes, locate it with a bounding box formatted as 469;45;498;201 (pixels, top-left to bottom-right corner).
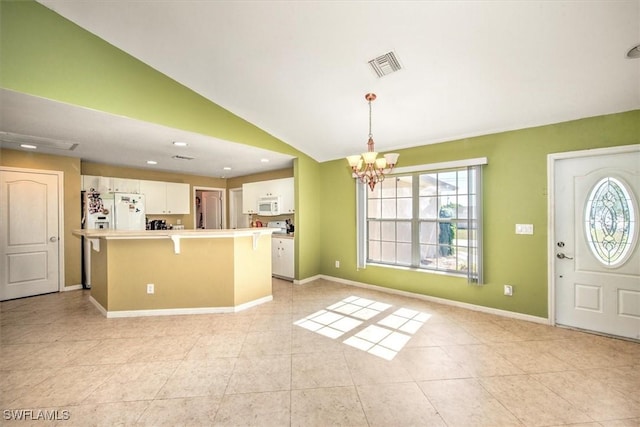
139;180;190;215
242;177;294;215
82;175;139;193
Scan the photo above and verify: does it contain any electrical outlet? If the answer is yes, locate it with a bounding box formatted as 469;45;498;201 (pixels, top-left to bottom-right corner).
504;284;513;296
147;283;154;294
335;260;340;268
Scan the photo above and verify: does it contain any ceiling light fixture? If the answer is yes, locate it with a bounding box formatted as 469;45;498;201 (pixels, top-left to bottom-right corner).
20;144;37;149
223;167;232;171
146;160;158;165
346;93;399;191
173;141;188;147
261;158;270;163
626;44;640;59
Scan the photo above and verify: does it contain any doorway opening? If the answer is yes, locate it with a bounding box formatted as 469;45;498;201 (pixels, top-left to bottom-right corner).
193;187;226;229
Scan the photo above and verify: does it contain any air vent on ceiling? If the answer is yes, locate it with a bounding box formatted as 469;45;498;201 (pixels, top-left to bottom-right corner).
0;131;78;151
368;51;402;78
172;154;195;160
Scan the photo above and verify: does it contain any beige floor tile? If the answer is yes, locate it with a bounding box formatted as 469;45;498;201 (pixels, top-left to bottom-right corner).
442;344;524;377
57;400;150;427
291;327;346;354
291;351;352;389
7;365;119;408
357;382;446;426
213;390;290;426
489;340;574;374
135;396;220;426
240;329;292;356
186;332;246;359
2;281;638;427
533;370;640;421
291;386;368;427
418;378;523;426
155;358;235;399
480;374;592;426
83;361;179;404
395;346;472;381
343;348;413;385
225;354;291;394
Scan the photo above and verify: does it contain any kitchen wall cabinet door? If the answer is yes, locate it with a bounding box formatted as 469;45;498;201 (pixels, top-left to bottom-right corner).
111;178;140;193
82;175;139;193
272;237;294;280
165;182;190;214
140;180;190;214
242;177;294;215
242;182;260;214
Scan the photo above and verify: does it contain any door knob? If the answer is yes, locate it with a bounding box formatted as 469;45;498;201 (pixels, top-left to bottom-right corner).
556;253;573;260
49;236;58;242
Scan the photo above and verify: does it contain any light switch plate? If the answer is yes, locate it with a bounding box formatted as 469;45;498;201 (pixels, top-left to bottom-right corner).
515;224;534;235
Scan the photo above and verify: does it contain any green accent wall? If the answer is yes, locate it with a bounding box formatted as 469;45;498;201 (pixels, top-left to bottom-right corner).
319;111;639;318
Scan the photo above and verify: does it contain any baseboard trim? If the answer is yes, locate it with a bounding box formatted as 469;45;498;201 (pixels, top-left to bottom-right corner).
316;274;550;325
294;274;323;285
89;295;273;318
63;284;83;292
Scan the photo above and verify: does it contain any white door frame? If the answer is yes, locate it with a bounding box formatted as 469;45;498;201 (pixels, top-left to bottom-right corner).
547;144;640;327
0;166;65;294
229;187;243;229
193;186;226;229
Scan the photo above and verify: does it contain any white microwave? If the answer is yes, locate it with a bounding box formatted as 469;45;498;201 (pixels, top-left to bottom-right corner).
257;196;280;215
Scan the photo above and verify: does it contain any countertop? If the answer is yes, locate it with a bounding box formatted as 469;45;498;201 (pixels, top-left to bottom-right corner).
73;228;278;254
74;227;278;240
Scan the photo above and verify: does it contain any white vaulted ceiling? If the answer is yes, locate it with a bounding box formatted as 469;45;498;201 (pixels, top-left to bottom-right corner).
3;1;639;176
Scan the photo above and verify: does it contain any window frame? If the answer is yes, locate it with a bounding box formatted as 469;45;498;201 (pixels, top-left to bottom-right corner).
356;158;486;284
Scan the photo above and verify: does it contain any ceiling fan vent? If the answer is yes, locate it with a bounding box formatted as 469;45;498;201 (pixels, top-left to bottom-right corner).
172;154;194;160
368;51;402;78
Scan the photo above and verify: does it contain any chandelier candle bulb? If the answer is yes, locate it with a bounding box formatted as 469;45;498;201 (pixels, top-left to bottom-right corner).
346;93;400;191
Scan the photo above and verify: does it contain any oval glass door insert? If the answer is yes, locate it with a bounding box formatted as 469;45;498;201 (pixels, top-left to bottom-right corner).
584;177;637;267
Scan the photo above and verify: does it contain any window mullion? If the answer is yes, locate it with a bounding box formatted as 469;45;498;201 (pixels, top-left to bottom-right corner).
411;172;420;267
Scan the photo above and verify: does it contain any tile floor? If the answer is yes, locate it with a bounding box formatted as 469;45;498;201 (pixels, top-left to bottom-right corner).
1;278;639;426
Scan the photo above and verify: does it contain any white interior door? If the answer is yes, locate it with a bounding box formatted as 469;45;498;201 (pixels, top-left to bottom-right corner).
0;170;61;301
553;146;640;340
202;191;222;229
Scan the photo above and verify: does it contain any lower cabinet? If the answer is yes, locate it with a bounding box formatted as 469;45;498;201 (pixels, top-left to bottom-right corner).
272;237;294;280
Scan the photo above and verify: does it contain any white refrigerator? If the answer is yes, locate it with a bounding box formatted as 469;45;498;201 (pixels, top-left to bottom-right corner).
113;193;146;230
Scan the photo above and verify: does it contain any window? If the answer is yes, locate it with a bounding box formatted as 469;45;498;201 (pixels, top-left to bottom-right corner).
584;176;637;267
357;160;484;284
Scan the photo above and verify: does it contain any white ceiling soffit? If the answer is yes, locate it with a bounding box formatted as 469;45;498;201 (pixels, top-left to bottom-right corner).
0;90;294;178
31;1;640;164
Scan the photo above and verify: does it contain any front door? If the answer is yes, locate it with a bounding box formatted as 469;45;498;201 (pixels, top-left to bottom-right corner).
552;145;639;340
0;169;61;301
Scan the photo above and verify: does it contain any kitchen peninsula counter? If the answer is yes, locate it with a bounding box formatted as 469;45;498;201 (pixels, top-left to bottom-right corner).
73;228;277;317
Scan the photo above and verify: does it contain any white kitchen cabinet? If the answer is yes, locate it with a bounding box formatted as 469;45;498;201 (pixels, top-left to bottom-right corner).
111;178;140;193
272;236;294;279
140;180;190;214
242;177;294;215
82;175;139;193
242;181;260;214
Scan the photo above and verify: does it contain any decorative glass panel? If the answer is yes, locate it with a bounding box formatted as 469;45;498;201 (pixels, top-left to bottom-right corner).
584;177;636;267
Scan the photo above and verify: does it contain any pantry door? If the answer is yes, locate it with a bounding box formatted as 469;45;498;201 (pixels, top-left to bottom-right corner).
550;145;639;340
0;168;62;301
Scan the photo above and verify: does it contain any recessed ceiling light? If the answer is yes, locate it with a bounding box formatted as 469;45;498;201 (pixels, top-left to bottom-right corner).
146;160;158;165
173;141;188;147
627;44;640;59
223;167;232;171
20;144;37;149
261;158;270;163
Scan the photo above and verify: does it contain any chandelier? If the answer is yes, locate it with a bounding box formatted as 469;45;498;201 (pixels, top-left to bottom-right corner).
346;93;399;191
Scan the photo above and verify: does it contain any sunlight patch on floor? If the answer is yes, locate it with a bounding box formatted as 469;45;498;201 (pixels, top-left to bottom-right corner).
294;296;430;360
